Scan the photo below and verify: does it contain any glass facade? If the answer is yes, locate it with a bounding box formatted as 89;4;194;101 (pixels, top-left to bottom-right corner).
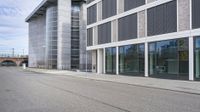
28;15;46;68
105;47;116;74
71;2;81;69
46;6;58;69
86;0;200;81
195;37;200;80
119;44;144;76
149;38;189;80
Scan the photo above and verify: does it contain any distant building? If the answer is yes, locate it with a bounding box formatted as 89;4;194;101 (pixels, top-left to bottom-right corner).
86;0;200;81
26;0;91;70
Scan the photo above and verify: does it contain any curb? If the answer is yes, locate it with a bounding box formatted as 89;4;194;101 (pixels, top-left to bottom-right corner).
24;68;200;95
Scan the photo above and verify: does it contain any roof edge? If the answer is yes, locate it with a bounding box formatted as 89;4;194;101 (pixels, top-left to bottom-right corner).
25;0;86;22
25;0;49;22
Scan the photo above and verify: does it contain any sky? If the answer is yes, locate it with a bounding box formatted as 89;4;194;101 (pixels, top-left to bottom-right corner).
0;0;42;55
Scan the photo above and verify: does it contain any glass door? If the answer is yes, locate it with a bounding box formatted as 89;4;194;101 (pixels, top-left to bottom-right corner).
105;47;116;74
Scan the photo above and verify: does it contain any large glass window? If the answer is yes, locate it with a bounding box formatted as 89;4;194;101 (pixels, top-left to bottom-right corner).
102;0;117;19
98;22;111;44
149;38;189;80
118;14;137;41
105;47;116;74
87;28;93;46
192;0;200;29
87;4;97;25
147;0;177;36
124;0;145;11
195;37;200;80
119;44;144;76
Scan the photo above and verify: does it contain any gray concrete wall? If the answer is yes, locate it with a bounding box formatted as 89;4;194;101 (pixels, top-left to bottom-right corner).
57;0;72;70
93;26;98;45
97;1;102;21
111;19;118;42
178;0;190;31
138;10;146;38
97;49;104;74
28;15;46;68
117;0;124;14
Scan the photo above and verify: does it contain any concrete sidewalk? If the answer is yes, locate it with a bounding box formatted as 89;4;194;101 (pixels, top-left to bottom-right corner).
24;68;200;95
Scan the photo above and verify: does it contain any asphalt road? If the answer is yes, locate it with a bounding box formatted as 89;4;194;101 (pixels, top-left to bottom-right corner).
0;67;200;112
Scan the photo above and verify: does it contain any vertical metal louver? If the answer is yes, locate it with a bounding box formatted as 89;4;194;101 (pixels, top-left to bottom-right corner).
124;0;145;11
98;22;111;44
192;0;200;29
102;0;117;19
87;0;95;4
87;4;97;25
87;28;93;46
118;14;137;41
147;0;177;36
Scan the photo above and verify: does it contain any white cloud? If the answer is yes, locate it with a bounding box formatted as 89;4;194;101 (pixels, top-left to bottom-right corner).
0;0;42;55
0;35;28;55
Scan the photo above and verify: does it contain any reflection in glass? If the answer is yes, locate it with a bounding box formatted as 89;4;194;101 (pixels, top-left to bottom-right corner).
195;37;200;80
105;47;116;74
119;44;144;75
148;38;189;80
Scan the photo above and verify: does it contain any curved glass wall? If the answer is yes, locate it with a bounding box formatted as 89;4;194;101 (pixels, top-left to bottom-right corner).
119;44;144;76
149;38;189;80
105;47;116;74
195;37;200;80
46;6;58;69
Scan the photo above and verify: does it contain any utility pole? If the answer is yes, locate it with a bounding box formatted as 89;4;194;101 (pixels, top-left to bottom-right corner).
12;48;14;57
22;49;24;56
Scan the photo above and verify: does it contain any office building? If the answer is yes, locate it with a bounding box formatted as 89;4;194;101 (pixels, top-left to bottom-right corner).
26;0;91;70
86;0;200;81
